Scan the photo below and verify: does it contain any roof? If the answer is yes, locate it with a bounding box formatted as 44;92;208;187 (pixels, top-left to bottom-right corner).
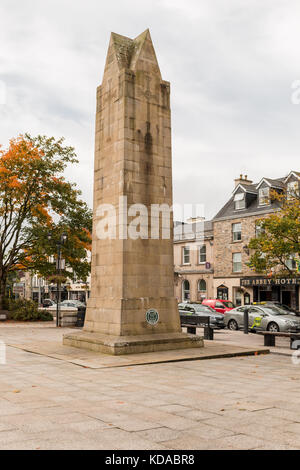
284;171;300;183
213;172;298;221
256;177;285;190
213;195;281;221
232;183;258;196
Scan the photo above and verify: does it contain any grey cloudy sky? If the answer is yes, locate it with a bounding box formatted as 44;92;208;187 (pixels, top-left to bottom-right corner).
1;0;300;220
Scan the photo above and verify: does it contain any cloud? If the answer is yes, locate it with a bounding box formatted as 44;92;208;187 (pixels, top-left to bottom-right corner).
1;0;300;219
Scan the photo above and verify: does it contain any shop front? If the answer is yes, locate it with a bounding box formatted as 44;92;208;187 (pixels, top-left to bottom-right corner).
241;277;300;312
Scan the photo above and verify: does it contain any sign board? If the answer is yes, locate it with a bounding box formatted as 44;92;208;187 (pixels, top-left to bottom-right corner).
241;277;300;287
13;283;25;295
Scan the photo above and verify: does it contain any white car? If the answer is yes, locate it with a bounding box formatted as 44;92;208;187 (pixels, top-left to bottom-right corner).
60;300;86;308
43;303;76;311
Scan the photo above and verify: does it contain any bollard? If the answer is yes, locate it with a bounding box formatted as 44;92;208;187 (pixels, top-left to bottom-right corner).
243;307;249;334
204;326;214;340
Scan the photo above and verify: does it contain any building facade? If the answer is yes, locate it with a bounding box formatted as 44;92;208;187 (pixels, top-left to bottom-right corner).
21;273;90;305
174;218;214;302
212;172;300;311
174;172;300;312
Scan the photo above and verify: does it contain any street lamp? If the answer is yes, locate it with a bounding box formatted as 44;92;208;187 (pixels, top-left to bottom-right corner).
47;232;68;327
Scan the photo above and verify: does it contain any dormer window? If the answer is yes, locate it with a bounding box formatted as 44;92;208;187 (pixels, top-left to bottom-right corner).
234;192;245;210
287;181;299;200
258;187;270;206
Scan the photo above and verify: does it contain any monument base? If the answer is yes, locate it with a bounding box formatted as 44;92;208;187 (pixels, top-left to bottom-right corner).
63;331;204;355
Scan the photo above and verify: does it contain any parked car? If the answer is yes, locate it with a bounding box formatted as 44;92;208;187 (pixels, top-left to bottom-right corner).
42;299;56;308
178;303;225;329
224;305;300;332
201;299;235;314
252;301;299;316
43;303;76;311
178;302;188;310
60;300;86;308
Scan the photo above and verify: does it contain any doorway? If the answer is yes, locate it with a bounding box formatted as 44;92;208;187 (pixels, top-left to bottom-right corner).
217;285;228;300
281;291;291;308
182;280;190;301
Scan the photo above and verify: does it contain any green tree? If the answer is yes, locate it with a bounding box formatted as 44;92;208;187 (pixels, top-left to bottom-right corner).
0;134;92;310
248;190;300;276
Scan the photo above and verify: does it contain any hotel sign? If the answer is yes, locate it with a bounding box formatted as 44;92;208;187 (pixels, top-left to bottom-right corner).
241;277;300;287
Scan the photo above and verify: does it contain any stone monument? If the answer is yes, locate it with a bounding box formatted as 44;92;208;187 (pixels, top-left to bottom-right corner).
63;30;203;354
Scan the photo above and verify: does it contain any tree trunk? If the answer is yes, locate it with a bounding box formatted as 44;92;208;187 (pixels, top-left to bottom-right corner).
0;278;7;312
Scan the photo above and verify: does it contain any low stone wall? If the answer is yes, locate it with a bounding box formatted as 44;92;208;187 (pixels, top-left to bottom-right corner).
60;309;78;327
0;311;7;321
39;308;78;327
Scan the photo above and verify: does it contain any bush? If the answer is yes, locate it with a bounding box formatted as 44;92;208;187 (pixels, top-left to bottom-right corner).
1;297;10;310
9;299;53;322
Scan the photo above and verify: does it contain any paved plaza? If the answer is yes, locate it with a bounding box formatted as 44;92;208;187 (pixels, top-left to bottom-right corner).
0;324;300;449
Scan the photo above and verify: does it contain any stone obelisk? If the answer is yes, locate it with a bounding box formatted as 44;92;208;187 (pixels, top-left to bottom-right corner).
63;30;203;354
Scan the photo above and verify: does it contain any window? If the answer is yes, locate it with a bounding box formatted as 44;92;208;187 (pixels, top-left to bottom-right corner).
235;290;242;307
233;252;242;273
234;192;245;210
259;187;270;205
287;181;299;199
32;275;38;288
198;279;206;293
249;307;263;314
255;223;265;238
182;280;190;301
232;223;242;242
286;255;297;271
198;245;206;263
182;246;190;264
236;306;247;312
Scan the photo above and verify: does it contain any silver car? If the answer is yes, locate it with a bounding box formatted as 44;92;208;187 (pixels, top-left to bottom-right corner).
224;305;300;333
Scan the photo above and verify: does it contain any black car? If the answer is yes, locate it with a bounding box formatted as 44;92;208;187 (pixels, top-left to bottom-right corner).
178;303;225;329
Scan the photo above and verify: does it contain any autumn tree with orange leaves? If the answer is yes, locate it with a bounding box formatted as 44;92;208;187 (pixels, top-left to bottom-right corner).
0;134;92;310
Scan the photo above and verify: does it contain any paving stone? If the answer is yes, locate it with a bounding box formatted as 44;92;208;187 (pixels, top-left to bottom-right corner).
183;423;236;440
206;434;267;450
135;427;182;443
47;412;93;425
1;325;300;449
163;435;215;450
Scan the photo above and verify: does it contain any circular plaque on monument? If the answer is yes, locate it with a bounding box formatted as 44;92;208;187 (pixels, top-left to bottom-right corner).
146;309;159;325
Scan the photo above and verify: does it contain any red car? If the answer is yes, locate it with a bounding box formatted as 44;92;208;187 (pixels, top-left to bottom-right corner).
201;299;235;314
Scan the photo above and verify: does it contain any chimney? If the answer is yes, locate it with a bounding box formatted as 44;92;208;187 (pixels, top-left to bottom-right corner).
234;174;253;187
